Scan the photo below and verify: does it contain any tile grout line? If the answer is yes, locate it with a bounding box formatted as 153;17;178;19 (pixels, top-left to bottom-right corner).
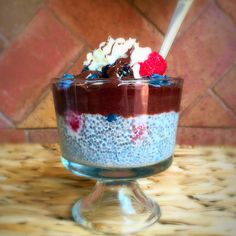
176;0;212;40
53;44;88;78
24;129;30;143
65;45;92;73
180;87;236;129
47;5;93;49
0;1;48;49
128;0;211;43
46;6;92;74
179;62;236;124
210;61;236;116
0;112;15;128
12;6;87;126
0;5;40;61
41;10;85;76
15;47;83;127
209;89;236;117
179;90;208;122
0;33;10;53
46;6;90;75
210;60;236;90
126;0;164;36
214;0;236;27
15;84;53;127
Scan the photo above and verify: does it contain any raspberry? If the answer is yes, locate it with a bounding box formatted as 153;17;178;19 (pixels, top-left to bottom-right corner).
65;111;81;132
139;52;167;76
131;125;147;142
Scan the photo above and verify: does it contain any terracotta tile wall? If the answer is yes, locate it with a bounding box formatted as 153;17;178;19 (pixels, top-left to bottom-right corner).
0;0;235;145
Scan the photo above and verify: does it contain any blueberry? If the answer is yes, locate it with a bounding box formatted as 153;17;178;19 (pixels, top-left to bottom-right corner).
63;74;74;79
149;80;161;87
82;66;89;72
106;114;118;122
101;65;111;78
86;73;99;79
158;80;173;86
150;74;168;79
118;64;133;77
149;74;172;87
149;77;173;87
57;79;73;89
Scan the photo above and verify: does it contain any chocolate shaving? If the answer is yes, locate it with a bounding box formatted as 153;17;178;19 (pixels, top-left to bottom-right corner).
107;42;116;56
106;47;134;78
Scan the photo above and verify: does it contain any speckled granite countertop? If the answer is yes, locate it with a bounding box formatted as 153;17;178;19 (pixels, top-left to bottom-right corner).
0;144;235;236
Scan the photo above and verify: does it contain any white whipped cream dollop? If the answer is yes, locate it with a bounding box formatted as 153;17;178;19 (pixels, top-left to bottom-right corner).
83;37;151;78
130;46;151;78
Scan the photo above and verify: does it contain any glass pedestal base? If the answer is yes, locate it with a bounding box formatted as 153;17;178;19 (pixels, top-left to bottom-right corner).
72;180;160;235
61;157;172;235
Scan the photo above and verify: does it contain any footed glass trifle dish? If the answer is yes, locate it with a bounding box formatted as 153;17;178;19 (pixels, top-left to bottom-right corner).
52;37;183;234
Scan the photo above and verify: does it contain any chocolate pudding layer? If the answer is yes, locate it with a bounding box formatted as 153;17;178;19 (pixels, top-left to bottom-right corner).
52;78;183;117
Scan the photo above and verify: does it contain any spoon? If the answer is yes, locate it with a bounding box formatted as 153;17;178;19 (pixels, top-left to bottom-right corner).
159;0;194;59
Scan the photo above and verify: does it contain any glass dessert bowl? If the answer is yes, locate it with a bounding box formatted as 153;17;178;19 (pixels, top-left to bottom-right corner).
52;76;183;235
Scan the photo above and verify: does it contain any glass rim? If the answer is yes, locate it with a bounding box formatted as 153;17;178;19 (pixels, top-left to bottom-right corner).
51;76;183;86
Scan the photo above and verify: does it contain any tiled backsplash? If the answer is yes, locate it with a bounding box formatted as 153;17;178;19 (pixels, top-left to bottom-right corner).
0;0;235;145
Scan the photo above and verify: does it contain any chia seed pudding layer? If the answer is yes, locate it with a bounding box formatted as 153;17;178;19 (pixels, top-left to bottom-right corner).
58;111;179;168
